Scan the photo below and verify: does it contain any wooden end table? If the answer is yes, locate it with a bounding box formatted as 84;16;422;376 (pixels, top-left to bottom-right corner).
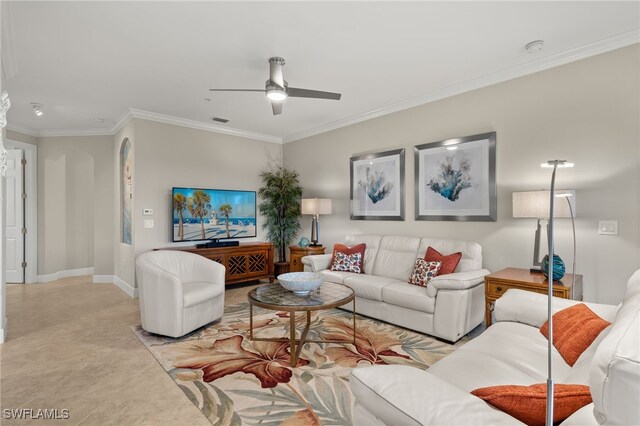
289;245;326;272
485;267;583;326
247;282;355;367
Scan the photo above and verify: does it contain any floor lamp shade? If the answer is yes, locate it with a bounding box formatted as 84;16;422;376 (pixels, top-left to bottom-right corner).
301;198;332;246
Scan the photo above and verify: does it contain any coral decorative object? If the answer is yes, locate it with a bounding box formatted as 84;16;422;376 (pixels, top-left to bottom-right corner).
542;254;566;281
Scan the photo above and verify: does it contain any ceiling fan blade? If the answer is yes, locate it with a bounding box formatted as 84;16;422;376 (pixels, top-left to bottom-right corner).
271;101;283;115
287;87;341;100
209;89;266;92
269;57;286;89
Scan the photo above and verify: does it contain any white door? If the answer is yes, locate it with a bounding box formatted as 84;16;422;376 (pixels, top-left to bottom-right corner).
5;149;24;283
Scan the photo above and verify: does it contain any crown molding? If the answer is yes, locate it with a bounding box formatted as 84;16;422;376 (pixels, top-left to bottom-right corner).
127;109;283;144
38;128;113;137
283;29;640;143
6;124;38;137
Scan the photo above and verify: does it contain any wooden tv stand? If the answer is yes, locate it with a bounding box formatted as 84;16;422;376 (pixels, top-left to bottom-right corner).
163;242;275;286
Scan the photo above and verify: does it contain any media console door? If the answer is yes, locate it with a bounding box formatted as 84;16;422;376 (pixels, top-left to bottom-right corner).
171;242;275;285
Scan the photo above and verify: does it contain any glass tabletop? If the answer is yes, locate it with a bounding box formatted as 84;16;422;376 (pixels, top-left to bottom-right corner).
248;282;354;310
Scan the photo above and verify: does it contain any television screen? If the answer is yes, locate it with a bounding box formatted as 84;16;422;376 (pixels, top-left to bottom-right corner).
172;187;257;242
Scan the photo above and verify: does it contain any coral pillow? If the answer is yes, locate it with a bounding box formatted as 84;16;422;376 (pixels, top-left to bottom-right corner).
471;383;592;426
424;247;462;275
408;259;441;287
540;303;611;366
330;243;366;274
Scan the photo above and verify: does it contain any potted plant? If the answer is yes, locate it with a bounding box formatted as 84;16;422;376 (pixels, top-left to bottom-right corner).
258;164;303;276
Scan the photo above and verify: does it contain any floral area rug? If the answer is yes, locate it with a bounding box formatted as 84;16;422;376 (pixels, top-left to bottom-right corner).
132;302;457;426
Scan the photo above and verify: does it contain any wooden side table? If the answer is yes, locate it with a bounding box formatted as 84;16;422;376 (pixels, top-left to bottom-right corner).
289;245;326;272
485;267;583;326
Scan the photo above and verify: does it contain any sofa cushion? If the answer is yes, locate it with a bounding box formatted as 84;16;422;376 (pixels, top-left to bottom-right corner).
471;383;592;426
182;281;224;308
320;270;354;284
330;251;364;274
343;275;401;301
429;322;573;391
382;281;436;314
589;269;640;426
424;247;462;275
370;236;421;281
408;259;441;287
330;243;366;273
540;303;611;366
344;235;382;274
418;238;482;272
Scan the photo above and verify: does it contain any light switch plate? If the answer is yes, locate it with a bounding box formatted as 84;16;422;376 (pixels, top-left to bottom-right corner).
598;220;618;235
143;208;153;216
144;219;154;229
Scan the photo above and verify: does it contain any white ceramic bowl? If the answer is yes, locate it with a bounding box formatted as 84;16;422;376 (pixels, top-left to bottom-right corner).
277;272;324;296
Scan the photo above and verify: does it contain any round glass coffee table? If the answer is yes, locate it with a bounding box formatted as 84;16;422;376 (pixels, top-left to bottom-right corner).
247;282;356;367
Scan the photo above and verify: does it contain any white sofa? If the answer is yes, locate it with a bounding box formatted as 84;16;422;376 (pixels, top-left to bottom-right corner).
136;250;225;338
350;269;640;425
302;234;490;342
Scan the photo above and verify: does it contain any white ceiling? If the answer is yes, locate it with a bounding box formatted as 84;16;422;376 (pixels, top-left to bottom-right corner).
3;1;639;143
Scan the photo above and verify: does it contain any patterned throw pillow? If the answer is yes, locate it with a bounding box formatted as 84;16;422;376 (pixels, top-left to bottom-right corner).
408;259;441;286
330;252;363;273
330;243;366;274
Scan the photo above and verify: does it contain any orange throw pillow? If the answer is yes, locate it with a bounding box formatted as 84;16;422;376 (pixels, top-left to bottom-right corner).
330;243;366;274
424;247;462;275
471;383;592;426
540;303;611;366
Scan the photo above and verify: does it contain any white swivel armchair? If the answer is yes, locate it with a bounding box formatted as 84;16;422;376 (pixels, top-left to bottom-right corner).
136;250;225;338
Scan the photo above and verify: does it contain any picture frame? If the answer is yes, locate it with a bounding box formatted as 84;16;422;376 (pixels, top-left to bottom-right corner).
414;132;496;221
350;148;405;221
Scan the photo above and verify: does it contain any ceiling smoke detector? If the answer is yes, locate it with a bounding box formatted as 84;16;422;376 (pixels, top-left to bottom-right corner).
525;40;544;53
31;103;44;117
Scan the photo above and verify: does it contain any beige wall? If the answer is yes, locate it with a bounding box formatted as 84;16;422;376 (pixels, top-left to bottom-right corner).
131;119;282;269
37;135;114;275
284;45;640;304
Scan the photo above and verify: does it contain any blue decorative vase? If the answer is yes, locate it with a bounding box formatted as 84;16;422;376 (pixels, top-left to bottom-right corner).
542;254;566;281
298;237;311;248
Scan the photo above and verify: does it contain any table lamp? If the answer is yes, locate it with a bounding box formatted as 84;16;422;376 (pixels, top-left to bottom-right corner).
512;189;575;272
301;198;332;247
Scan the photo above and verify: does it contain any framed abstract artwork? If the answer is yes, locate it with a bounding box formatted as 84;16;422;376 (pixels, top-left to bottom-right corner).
414;132;496;221
350;148;405;221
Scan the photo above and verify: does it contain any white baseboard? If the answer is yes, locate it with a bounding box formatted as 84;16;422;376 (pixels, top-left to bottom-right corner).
92;275;137;298
0;317;7;344
37;267;95;283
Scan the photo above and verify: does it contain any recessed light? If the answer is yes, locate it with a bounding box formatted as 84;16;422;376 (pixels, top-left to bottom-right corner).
94;118;105;124
446;146;458;151
31;103;43;117
525;40;544;53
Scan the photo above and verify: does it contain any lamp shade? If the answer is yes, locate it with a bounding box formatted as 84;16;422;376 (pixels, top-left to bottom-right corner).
512;190;575;218
301;198;332;215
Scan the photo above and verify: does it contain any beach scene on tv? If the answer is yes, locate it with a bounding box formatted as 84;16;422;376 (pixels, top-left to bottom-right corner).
173;188;257;241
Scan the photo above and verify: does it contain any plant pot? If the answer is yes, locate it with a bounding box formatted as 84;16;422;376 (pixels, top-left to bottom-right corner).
274;261;290;277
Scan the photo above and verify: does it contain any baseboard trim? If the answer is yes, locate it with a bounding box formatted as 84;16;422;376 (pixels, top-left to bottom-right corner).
37;267;95;283
92;275;137;298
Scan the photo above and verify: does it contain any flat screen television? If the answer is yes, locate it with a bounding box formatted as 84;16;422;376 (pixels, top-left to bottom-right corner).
172;187;257;242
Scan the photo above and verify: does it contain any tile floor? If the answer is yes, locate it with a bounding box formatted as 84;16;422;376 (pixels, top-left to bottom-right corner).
0;276;256;425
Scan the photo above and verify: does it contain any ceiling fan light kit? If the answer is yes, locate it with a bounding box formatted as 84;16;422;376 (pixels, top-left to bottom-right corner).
210;56;341;115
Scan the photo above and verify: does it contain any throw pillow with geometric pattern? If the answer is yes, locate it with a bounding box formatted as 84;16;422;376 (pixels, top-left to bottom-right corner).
408;258;441;286
330;251;363;274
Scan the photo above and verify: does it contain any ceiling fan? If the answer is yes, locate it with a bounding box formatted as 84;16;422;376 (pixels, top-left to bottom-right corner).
209;57;341;116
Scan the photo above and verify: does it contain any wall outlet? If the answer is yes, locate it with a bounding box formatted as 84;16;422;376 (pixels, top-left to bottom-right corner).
598;220;618;235
143;208;153;216
144;219;154;229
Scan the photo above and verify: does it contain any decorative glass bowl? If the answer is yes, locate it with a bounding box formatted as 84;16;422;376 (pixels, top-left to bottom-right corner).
277;272;323;296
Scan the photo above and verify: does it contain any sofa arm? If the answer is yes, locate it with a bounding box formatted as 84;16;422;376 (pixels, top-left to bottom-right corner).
301;254;332;272
495;289;619;327
430;269;490;291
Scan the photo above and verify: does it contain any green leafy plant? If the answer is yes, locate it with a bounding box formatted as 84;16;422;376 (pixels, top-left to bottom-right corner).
258;165;302;263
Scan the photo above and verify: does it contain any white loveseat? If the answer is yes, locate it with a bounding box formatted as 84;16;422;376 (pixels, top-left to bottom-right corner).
350;269;640;425
302;234;490;342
